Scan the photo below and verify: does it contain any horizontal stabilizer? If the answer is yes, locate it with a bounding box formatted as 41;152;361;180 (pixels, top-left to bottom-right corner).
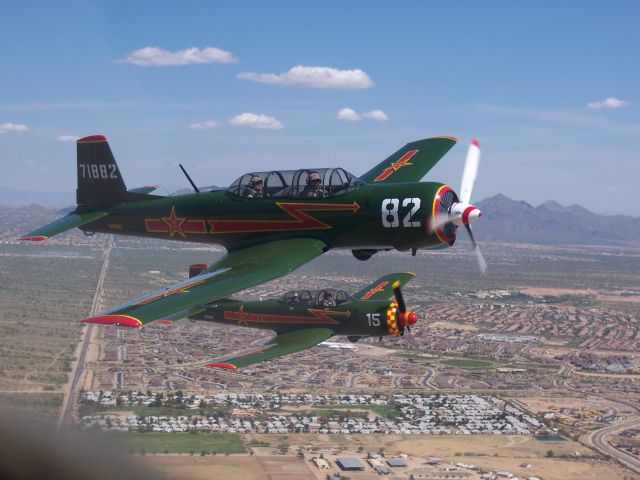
18;211;108;241
128;185;159;195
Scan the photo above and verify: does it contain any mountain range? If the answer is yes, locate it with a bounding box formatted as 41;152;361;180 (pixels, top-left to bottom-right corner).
1;189;638;246
474;194;640;245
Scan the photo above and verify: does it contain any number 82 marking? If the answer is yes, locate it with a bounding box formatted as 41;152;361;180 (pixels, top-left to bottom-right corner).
381;197;421;228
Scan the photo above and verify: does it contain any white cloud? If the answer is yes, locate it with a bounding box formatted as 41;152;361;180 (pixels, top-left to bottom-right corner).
229;113;282;130
337;108;361;121
362;109;389;122
238;65;374;89
587;97;629;109
56;134;79;142
119;46;238;67
188;121;218;130
24;159;50;171
337;108;389;122
0;122;29;133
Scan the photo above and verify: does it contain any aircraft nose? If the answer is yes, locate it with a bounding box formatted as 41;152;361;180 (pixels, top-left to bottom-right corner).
399;311;418;327
462;206;482;225
449;202;482;226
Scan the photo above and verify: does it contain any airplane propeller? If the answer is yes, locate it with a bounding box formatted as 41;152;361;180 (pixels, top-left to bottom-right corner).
392;280;418;335
430;139;487;275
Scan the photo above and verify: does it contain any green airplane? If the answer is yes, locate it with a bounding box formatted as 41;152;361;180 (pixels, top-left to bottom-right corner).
20;134;485;363
188;270;417;369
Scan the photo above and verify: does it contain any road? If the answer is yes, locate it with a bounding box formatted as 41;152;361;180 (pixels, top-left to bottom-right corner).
558;361;640;475
420;367;438;390
58;237;114;430
586;416;640;475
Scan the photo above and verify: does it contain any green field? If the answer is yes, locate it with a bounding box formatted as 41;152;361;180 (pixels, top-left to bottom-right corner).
121;432;246;454
97;405;232;417
441;358;493;369
294;403;400;418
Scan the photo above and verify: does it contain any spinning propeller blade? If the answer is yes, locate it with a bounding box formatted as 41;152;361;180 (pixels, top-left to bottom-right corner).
392;280;417;334
460;139;480;204
429;139;487;274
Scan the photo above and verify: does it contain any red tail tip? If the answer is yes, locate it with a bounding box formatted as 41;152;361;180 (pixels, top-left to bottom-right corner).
471;139;480;148
77;135;107;143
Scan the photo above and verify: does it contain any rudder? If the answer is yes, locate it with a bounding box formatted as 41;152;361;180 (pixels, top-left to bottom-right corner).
76;135;128;209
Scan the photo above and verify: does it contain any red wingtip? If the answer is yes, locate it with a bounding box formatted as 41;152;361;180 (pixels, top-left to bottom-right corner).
77;135;107;144
471;139;480;148
204;362;238;370
81;314;142;328
18;235;48;241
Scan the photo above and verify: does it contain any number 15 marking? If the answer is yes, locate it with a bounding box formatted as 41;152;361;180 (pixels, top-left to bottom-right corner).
381;197;421;227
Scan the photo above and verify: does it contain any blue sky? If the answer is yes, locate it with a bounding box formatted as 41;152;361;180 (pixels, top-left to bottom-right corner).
1;1;638;214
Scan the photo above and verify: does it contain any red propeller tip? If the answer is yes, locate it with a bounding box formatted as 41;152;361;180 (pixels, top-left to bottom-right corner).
471;139;480;148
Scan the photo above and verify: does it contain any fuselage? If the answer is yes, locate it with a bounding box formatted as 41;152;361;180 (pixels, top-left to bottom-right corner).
80;181;458;252
190;298;394;337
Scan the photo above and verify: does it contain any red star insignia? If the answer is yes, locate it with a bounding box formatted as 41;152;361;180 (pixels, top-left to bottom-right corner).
235;306;250;325
162;206;186;238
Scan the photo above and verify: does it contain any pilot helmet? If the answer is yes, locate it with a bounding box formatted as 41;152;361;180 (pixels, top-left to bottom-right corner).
250;175;263;186
307;171;321;184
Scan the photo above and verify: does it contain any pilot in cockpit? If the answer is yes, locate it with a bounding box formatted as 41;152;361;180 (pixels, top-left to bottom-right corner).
289;292;300;304
243;175;263;198
301;171;326;198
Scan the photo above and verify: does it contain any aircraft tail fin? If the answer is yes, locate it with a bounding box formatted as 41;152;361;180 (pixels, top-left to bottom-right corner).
76;135;161;210
19;135;163;241
75;135;129;209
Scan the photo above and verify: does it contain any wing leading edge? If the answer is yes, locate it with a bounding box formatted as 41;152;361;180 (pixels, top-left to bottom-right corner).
82;238;327;326
206;327;334;369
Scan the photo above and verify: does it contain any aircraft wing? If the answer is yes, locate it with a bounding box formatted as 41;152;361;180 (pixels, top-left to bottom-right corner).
82;238;327;327
353;272;415;301
360;136;457;184
205;327;334;369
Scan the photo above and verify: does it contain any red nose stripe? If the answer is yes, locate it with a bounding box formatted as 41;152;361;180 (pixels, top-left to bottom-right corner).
461;206;477;225
205;362;238;370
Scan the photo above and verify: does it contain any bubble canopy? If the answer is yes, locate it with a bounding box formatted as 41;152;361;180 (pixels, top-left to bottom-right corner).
280;288;354;306
227;168;363;199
